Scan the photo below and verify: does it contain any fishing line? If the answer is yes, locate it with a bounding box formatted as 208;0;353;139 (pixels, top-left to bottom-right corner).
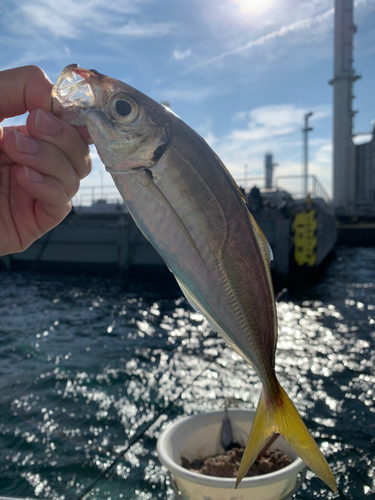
75;346;224;500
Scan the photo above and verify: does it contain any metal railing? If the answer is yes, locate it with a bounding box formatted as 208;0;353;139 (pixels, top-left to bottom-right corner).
273;174;331;202
72;174;331;208
72;184;123;207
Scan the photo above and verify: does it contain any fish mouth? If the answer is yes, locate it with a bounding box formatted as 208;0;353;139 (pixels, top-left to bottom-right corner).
51;64;97;124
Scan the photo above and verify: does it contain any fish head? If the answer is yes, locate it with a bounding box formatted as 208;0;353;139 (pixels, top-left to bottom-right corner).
52;64;170;173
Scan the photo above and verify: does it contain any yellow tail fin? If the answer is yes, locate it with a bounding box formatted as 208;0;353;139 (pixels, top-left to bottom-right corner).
236;381;337;493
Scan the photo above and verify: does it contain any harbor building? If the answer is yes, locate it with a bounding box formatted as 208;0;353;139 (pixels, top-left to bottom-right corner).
331;0;375;217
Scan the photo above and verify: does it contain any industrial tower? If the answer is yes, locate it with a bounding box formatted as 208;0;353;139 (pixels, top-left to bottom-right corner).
331;0;375;216
330;0;360;215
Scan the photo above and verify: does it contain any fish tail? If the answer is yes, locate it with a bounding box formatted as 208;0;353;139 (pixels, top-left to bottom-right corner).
235;379;337;493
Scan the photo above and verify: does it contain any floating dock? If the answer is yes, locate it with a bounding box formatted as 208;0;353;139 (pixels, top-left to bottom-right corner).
2;192;337;278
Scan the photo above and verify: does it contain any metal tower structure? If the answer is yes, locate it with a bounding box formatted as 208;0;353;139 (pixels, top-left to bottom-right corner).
330;0;360;215
264;153;277;189
302;112;313;197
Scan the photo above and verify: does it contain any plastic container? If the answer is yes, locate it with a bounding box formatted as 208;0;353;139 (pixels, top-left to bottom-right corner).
157;409;306;500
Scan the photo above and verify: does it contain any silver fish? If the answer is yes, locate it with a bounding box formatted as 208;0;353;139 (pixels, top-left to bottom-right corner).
52;65;337;492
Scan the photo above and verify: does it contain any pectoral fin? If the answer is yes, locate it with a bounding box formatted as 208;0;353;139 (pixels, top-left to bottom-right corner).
140;169;207;270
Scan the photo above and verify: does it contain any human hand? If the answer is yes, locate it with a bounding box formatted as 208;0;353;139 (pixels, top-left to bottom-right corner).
0;65;92;257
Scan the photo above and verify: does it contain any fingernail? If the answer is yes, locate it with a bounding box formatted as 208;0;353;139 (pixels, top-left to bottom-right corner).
14;132;40;154
35;109;61;136
23;165;45;183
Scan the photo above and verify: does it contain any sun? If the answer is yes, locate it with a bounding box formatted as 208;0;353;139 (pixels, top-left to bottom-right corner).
233;0;276;16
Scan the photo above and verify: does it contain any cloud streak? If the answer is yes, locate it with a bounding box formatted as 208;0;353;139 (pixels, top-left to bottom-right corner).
173;49;192;61
185;7;334;73
8;0;177;40
184;0;375;75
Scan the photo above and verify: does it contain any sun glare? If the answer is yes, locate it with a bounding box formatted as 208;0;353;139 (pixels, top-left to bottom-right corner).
233;0;275;16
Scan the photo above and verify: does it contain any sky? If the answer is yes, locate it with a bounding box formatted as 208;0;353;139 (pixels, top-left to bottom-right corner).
1;0;375;203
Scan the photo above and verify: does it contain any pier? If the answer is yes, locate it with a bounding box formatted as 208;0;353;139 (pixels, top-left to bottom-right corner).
2;175;337;278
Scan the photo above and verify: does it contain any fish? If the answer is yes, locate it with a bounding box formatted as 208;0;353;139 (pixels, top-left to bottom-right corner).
52;64;337;492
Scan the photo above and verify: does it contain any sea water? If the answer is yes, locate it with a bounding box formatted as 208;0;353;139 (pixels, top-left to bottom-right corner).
0;246;374;500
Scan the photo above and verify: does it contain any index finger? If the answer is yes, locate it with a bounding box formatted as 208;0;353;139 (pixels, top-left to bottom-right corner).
0;65;52;122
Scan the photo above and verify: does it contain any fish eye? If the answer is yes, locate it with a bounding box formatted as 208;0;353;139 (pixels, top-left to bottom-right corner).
116;100;131;116
109;93;138;123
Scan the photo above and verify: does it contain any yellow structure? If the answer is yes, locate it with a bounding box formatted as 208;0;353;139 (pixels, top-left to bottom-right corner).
292;210;317;266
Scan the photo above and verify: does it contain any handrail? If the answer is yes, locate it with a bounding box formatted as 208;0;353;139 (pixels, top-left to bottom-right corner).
274;174;331;202
72;174;331;208
72;184;123;207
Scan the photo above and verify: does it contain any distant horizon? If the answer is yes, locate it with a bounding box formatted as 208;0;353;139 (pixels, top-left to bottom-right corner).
1;0;375;199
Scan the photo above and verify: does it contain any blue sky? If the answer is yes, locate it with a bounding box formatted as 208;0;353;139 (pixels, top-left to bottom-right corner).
1;0;375;201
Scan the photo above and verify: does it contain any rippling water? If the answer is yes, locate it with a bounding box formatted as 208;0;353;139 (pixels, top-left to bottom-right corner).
0;246;374;500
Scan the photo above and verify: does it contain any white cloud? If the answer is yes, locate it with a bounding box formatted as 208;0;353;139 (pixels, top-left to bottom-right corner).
228;104;330;143
17;1;91;39
199;103;333;196
173;49;192;61
353;133;373;145
8;0;176;40
109;20;176;37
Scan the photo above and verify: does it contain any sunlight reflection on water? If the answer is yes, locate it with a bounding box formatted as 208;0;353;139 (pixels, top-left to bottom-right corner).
0;246;374;499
